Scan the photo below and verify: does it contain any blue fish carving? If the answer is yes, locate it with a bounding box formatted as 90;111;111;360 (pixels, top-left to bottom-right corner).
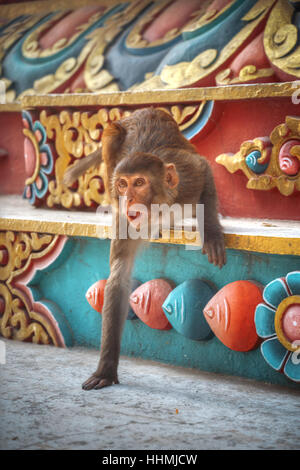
162;279;216;340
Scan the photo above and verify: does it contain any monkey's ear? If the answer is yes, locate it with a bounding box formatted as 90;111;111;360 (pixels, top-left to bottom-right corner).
164;163;179;189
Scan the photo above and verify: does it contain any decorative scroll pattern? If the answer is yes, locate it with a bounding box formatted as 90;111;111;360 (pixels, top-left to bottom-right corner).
16;2;151;98
264;0;300;80
215;64;275;86
22;9;105;59
216;116;300;196
0;14;46;101
23;103;206;209
131;0;275;91
0;231;67;346
0;0;295;101
125;0;210;51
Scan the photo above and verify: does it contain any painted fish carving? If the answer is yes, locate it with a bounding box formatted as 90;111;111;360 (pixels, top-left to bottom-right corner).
162;279;216;340
129;279;173;330
86;279;107;313
204;297;231;332
203;280;262;351
86;279;140;320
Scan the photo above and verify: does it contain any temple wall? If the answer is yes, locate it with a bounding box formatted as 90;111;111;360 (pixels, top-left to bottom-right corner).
0;0;299;387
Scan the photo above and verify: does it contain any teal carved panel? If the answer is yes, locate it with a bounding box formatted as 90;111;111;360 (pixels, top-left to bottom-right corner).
33;236;300;388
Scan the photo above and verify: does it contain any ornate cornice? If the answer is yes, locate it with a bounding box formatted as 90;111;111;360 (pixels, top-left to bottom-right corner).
1;196;299;255
0;0;122;19
21;82;299;109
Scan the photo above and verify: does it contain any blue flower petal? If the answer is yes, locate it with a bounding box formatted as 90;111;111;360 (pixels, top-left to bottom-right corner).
33;121;47;145
263;278;290;309
22;110;33;130
33;171;48;199
39;144;53;174
284;349;300;383
255;303;276;338
261;337;289;371
23;184;36;205
286;271;300;296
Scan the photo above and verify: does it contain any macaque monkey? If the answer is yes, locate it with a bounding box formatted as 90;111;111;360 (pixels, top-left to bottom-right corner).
64;108;226;390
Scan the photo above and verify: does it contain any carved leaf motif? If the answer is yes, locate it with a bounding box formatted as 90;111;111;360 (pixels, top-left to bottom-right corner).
0;231;66;346
34;104;207;209
264;0;300;78
216;116;300;196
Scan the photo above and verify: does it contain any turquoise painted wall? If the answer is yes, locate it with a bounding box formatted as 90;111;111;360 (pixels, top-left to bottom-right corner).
32;237;300;388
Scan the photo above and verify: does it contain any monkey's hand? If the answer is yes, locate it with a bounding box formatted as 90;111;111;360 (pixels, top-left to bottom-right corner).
202;234;226;269
82;373;119;391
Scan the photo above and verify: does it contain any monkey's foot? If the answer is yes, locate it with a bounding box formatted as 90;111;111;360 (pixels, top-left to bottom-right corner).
202;237;226;269
82;373;119;390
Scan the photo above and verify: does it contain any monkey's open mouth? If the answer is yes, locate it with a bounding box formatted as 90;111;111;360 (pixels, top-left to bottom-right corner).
127;210;142;222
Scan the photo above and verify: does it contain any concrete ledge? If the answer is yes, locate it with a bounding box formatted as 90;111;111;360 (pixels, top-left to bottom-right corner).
1;195;300;255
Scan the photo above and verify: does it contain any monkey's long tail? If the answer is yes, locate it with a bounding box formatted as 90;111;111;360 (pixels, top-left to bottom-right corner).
63;147;102;185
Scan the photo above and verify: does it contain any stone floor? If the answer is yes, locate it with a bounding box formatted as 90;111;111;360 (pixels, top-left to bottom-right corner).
0;338;299;450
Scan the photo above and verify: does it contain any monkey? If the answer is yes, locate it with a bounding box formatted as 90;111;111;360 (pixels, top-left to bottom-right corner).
63;107;226;390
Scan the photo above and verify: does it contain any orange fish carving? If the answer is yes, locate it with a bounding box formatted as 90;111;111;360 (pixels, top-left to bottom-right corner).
86;279;107;313
203;280;262;351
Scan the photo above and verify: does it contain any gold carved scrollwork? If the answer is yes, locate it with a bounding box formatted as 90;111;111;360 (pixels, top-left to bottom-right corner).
182;0;232;34
38;103;205;209
19;1;150;98
159;102;206;131
83;0;150;93
22;9;105;59
40;109;109;208
125;0;210;50
131;0;275;91
264;0;300;78
215;64;275;86
0;231;62;345
0;14;46;102
216;116;300;196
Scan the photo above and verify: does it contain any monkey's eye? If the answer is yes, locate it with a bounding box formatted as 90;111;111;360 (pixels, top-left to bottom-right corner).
135;178;146;187
117;179;128;189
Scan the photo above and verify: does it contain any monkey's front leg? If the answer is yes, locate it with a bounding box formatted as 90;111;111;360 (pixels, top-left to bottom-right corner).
200;165;226;269
82;237;140;390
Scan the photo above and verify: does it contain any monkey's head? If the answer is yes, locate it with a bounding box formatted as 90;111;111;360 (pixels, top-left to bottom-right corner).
112;152;179;227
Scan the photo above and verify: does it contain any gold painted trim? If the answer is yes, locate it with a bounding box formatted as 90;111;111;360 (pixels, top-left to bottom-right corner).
0;218;108;239
0;217;300;255
215;65;275;86
23;128;40;186
0;0;123;19
224;233;300;256
21;82;297;109
0;103;21;112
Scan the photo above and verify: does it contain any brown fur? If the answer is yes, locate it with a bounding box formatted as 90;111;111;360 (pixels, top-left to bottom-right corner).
65;108;226;390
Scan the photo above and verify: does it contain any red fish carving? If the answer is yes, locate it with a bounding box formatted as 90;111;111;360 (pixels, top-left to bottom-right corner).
129;279;173;330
